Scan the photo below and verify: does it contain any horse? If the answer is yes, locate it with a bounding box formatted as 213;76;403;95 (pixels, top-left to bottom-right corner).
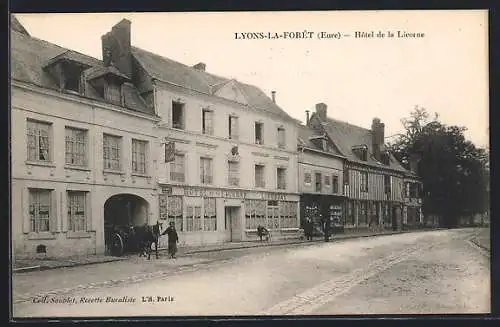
130;221;163;260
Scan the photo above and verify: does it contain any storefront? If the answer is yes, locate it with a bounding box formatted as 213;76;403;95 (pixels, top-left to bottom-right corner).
158;185;300;246
300;194;346;235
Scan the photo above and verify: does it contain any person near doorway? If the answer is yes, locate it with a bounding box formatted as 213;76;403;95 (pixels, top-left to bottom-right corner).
257;224;269;241
161;221;179;258
304;218;313;241
322;216;331;242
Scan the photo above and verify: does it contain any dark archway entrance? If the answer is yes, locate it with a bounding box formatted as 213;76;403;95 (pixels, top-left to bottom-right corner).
104;194;149;255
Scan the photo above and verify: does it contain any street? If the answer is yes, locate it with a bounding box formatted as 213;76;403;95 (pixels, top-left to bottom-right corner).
12;228;490;317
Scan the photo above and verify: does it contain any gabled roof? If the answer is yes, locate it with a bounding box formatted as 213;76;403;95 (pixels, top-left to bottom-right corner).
11;15;30;36
131;46;295;121
314;114;408;172
10;26;152;115
297;123;344;157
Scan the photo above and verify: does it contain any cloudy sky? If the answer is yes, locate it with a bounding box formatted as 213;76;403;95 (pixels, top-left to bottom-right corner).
15;11;489;148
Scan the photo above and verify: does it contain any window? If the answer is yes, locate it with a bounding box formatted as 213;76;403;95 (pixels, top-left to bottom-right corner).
332;175;339;194
167;196;183;231
268;203;280;229
172;102;184;129
255;122;264;144
106;83;122;105
304;172;312;185
29;189;51;232
132;139;147;174
64;69;81;93
322;139;327;151
27;120;51;162
277;127;286;148
103;134;121;170
384;175;392;194
280;201;298;228
65;127;87;166
203;198;217;231
200;157;213;184
277;168;287;190
170;154;185;182
202;109;214;135
67;191;87;232
186;205;202;232
228;115;239;140
361;149;368;161
360;171;369;192
228;161;239;186
324;175;331;187
315;172;322;192
255;164;265;188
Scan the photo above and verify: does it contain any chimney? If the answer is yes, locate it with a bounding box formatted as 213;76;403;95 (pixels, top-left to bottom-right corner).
193;62;206;71
102;19;132;77
315;103;327;121
371;118;385;161
271;91;276;103
305;110;310;125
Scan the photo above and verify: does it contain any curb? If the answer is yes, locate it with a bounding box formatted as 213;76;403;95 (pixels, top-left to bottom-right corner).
13;229;434;273
469;238;490;253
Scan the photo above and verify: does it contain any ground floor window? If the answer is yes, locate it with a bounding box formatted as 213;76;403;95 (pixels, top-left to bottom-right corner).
67;191;87;232
407;206;419;225
29;188;52;232
346;201;355;225
245;199;266;229
280;201;298;228
203;198;217;231
268;204;280;229
186;205;202;231
167;195;183;231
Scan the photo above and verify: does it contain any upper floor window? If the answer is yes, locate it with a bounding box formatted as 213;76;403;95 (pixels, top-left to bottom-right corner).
103;134;122;170
64;69;81;93
27;120;52;162
229;115;239;140
277;127;286;149
315;172;322;192
200;157;213;184
170;154;185;183
132;139;147;174
65;127;87;166
277;168;287;190
304;172;312;185
228;161;240;186
384;175;392;194
255;122;264;145
360;171;369;192
255;164;265;188
29;188;51;233
202;109;214;135
172;101;185;129
106;83;122;105
332;175;339;194
324;175;331;187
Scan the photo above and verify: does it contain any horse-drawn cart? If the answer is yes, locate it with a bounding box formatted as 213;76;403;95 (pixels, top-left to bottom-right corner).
105;223;141;257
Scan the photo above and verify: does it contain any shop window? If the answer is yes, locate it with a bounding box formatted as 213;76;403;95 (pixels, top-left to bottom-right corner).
167;196;183;231
203;198;217;231
186;205;202;232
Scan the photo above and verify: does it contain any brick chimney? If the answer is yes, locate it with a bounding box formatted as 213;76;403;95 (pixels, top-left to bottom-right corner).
305;110;310;125
271;91;276;103
102;19;132;77
193;62;206;71
315;103;327;121
371;118;385;161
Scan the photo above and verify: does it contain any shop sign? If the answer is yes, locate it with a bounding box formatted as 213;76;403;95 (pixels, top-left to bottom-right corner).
180;186;288;201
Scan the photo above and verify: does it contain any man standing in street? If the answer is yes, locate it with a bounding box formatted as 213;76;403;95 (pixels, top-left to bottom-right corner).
162;221;179;259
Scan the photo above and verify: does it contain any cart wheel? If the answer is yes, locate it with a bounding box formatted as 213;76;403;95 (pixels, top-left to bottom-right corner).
110;233;124;257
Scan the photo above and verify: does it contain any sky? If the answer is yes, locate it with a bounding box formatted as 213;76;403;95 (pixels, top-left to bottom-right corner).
14;11;489;148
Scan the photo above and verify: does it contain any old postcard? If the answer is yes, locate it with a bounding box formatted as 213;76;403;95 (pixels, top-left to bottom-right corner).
10;10;490;319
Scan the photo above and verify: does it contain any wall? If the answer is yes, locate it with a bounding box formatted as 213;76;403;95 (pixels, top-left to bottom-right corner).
344;164;404;202
11;84;159;258
298;151;344;194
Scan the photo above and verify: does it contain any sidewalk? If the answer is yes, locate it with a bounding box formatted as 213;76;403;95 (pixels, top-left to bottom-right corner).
12;228;425;274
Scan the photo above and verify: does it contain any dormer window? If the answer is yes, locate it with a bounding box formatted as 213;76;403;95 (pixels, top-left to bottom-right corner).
352;145;368;161
44;51;92;95
87;65;129;106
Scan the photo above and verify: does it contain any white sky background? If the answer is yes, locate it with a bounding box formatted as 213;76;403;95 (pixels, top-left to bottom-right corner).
15;11;489;148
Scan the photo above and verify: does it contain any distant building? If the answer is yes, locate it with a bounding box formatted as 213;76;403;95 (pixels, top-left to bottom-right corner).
307;103;423;231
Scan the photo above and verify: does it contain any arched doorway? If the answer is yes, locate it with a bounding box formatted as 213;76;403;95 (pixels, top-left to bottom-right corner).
104;194;149;255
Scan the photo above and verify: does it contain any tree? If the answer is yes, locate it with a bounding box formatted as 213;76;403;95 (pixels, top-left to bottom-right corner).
388;106;489;228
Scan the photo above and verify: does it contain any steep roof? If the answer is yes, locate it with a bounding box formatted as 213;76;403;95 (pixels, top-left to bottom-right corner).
11;15;30;36
315;114;408;172
10;25;153;115
131;46;295;121
297;123;344;157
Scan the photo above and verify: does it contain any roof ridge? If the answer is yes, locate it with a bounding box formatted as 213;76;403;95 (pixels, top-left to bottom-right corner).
325;116;372;133
11;28;103;65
